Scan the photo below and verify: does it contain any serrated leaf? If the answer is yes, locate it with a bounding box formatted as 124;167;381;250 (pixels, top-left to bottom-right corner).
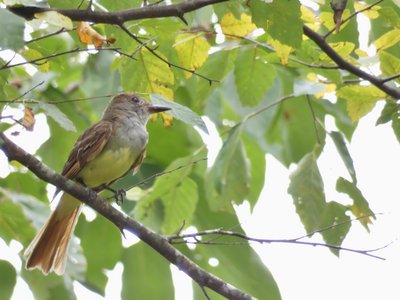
37;102;76;132
174;33;210;79
337;85;386;122
379;51;400;83
329;131;357;183
119;47;174;100
336;177;375;231
162;177;198;234
122;243;174;300
150;94;208;134
0;260;16;300
374;29;400;51
319;201;350;256
221;12;256;38
34;11;73;30
0;8;24;50
234;47;276;106
288;152;326;234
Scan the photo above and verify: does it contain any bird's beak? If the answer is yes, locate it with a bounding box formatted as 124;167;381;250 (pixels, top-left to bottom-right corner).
148;104;171;114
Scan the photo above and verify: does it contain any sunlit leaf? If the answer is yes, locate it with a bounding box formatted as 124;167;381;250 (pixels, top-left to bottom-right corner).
174;33;210;79
354;2;380;19
374;29;400;51
221;12;256;38
77;22;115;48
21;106;35;131
268;37;292;65
379;51;400;83
337;85;386;122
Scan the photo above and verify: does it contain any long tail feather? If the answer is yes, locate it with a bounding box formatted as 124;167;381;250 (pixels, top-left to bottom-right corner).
24;194;82;275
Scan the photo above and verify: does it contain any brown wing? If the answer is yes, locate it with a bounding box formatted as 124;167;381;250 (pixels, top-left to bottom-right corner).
61;120;113;179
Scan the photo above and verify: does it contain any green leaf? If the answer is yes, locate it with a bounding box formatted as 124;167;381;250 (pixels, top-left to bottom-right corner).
288;152;326;234
206;124;250;211
251;0;302;48
0;188;45;245
319;201;350;256
392;110;400;143
379;51;400;83
0;260;16;300
376;102;398;125
0;8;24;50
374;29;400;51
77;216;122;295
150;94;208;134
329;131;357;183
121;243;174;300
242;134;266;210
336;177;375;231
33;11;73;30
188;191;281;300
162;177;198;234
266;96;325;165
234;47;276;106
37;102;76;132
337;85;386;122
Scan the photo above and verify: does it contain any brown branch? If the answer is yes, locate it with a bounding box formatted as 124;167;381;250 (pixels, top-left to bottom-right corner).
8;0;228;24
0;132;252;300
167;229;387;260
303;25;400;99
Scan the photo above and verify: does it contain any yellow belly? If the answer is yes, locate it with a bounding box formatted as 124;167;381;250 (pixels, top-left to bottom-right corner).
77;147;135;188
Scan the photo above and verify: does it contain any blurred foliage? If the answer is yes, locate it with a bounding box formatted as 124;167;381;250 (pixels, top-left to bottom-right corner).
0;0;399;299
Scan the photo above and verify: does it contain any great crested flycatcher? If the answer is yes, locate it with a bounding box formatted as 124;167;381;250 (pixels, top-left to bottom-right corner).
24;93;170;275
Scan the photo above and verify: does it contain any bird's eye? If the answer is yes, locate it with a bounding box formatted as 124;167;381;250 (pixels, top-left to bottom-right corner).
131;96;140;103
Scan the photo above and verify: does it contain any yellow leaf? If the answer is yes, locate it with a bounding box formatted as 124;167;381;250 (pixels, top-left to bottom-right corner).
337;85;386;122
354;2;380;19
319;42;355;61
268;37;292;65
34;11;73;30
174;33;210;79
77;22;115;48
21;106;35;131
221;12;256;38
22;49;49;72
301;5;317;23
355;48;368;57
320;10;351;33
315;83;336;99
374;29;400;51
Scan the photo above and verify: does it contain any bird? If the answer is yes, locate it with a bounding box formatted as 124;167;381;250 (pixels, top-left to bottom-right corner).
24;93;170;275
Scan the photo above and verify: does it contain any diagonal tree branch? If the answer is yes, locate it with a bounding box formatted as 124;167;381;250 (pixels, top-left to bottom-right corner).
303;25;400;99
0;132;252;300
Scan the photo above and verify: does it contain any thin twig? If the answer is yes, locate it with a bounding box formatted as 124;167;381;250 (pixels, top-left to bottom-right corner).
168;229;388;260
306;95;321;145
324;0;384;39
381;73;400;84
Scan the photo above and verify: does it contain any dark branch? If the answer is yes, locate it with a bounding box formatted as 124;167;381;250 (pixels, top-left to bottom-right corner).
303;25;400;99
0;132;252;300
8;0;228;24
167;229;387;260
